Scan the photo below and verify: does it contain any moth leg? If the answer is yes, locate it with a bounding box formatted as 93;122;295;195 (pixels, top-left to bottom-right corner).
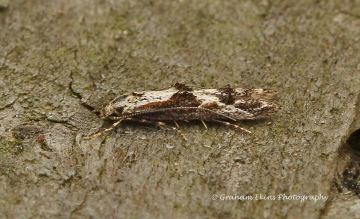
172;121;188;140
201;120;208;129
173;120;179;128
83;119;124;139
211;120;252;134
125;118;188;141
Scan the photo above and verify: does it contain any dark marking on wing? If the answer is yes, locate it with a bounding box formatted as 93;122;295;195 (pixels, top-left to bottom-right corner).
132;92;145;97
115;107;124;115
170;91;200;106
173;83;193;91
235;99;278;116
217;84;235;105
138;91;201;109
235;99;262;111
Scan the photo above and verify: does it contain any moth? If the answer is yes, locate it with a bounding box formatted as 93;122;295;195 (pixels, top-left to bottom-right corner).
84;83;279;140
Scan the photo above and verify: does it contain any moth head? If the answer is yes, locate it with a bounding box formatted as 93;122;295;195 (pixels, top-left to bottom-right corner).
100;95;127;119
100;105;115;119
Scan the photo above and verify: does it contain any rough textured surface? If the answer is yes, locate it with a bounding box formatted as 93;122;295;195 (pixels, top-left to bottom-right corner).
1;0;360;218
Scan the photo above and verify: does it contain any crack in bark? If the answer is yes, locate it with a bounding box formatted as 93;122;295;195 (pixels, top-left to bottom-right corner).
69;70;96;113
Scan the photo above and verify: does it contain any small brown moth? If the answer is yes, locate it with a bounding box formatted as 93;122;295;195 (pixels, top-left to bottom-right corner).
84;83;279;140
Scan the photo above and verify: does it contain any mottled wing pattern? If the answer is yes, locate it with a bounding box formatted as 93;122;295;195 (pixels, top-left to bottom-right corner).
100;83;279;121
195;85;279;120
86;83;280;139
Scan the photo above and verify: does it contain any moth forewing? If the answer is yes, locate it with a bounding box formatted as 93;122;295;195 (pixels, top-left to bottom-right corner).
84;83;279;140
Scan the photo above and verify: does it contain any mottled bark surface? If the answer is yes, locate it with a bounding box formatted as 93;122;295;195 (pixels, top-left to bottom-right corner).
1;1;360;218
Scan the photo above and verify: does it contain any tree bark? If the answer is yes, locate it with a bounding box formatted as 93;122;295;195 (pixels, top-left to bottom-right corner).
1;0;360;218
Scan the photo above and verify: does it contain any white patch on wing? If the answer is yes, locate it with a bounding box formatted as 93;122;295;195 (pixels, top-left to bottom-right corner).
194;89;224;107
120;88;178;113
